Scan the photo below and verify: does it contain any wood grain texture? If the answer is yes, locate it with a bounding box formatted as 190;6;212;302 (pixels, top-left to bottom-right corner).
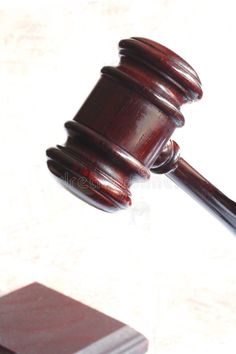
46;36;235;230
0;283;148;354
46;37;202;212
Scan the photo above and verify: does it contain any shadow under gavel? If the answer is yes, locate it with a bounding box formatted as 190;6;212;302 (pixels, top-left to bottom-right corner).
46;37;236;233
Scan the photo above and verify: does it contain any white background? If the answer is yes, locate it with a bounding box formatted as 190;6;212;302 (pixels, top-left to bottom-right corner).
0;1;235;353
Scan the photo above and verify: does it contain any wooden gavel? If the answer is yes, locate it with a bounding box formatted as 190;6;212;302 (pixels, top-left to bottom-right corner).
46;37;236;232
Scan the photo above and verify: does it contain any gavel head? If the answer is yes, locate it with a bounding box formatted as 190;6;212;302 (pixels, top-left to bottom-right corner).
46;37;202;212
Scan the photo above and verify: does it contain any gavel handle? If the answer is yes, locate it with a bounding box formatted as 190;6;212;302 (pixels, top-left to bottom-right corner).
168;158;236;232
151;142;236;233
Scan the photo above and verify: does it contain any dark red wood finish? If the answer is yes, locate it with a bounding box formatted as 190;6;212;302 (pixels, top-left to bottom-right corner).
0;283;148;354
151;140;236;231
46;37;236;232
0;346;15;354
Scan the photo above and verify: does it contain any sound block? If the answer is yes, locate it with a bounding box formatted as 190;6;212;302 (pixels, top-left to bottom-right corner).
0;283;148;354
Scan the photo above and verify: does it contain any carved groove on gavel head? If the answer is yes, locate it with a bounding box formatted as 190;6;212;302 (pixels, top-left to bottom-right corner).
46;37;203;212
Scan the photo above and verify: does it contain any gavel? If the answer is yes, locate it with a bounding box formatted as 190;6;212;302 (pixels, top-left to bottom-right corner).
46;37;236;232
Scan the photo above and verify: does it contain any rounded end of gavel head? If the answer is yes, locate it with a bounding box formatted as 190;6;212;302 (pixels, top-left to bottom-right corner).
46;37;203;212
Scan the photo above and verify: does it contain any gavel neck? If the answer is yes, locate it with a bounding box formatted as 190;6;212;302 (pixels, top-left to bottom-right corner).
151;142;236;233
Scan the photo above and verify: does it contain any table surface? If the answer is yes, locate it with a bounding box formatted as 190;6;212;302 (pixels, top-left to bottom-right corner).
0;1;235;353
